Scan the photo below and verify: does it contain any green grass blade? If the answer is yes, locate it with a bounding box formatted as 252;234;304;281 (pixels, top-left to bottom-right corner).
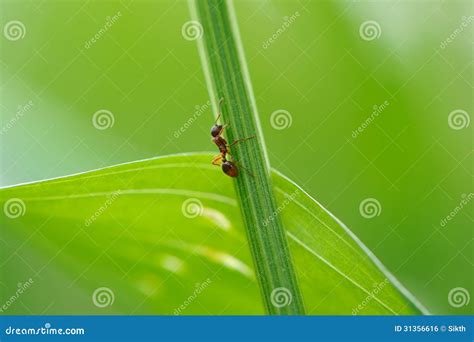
189;0;305;314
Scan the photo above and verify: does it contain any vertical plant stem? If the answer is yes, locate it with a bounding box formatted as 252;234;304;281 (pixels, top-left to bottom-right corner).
189;0;305;315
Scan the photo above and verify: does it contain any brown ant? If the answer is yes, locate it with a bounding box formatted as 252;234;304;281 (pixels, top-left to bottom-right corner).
210;98;254;177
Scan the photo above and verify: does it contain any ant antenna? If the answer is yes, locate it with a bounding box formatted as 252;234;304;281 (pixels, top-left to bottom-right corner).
214;97;224;123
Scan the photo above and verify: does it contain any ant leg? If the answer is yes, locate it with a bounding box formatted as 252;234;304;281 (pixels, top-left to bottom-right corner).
239;162;254;178
227;155;254;178
211;154;223;166
220;123;230;132
229;135;255;147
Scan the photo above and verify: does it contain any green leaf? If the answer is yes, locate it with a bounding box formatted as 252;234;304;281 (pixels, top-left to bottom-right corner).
0;154;427;315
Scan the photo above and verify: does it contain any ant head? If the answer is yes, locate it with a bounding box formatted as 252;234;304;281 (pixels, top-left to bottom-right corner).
211;124;223;137
222;160;238;177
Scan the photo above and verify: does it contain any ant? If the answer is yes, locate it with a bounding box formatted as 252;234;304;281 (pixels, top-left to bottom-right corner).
210;98;254;178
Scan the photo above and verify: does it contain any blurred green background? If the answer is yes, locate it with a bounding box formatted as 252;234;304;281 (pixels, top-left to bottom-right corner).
1;0;472;315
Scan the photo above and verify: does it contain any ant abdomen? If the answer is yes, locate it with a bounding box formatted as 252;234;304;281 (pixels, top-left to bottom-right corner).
222;161;238;177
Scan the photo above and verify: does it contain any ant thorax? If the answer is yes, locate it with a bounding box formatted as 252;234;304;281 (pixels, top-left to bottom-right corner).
213;135;227;153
